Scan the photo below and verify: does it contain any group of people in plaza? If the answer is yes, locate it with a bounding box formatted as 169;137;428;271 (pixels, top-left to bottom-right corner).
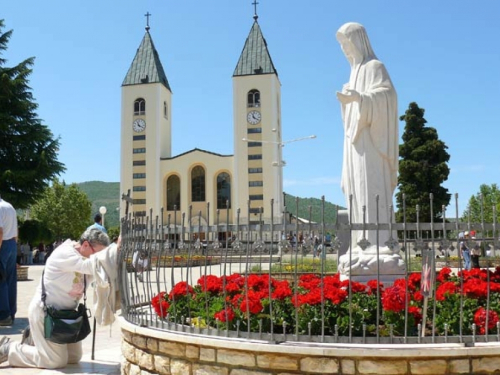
0;196;119;369
17;241;62;266
284;232;332;258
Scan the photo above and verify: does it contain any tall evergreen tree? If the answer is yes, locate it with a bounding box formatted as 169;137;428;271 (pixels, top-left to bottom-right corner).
0;20;65;209
396;102;451;223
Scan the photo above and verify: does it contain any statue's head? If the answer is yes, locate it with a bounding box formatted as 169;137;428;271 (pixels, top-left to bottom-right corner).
336;22;376;64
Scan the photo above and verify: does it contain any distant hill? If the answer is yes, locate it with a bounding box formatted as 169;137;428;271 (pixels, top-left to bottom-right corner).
77;181;120;229
284;194;344;223
77;181;344;228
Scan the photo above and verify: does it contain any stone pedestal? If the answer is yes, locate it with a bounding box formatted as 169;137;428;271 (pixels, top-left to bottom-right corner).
336;210;406;284
338;245;406;284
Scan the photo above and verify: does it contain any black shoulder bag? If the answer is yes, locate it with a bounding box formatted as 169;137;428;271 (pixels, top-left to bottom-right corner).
42;271;92;344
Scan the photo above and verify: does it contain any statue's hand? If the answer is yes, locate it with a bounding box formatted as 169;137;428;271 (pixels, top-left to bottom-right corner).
336;89;360;104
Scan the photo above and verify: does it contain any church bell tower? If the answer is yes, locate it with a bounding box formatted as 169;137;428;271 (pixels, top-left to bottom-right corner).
120;15;172;219
232;11;283;224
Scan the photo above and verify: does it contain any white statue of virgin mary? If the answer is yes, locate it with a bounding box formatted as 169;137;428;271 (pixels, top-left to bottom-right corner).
335;22;405;280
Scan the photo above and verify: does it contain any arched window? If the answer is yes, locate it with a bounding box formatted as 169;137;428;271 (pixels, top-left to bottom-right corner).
247;89;260;108
167;175;181;210
164;101;168;119
134;98;146;115
217;173;231;209
191;166;205;202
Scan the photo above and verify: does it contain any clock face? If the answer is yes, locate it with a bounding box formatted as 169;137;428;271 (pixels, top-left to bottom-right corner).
247;110;261;125
133;118;146;132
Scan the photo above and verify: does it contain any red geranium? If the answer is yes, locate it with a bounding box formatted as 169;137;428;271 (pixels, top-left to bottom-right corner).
436;267;452;283
436;281;459;301
198;275;222;294
408;306;422;325
324;286;348;305
382;284;409;313
271;280;292;300
366;280;384;295
169;281;194;299
214;307;235;323
298;274;321;290
151;291;170;318
474;307;499;335
239;290;263;315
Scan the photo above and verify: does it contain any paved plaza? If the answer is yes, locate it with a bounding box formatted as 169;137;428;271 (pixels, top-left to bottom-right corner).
0;265;122;375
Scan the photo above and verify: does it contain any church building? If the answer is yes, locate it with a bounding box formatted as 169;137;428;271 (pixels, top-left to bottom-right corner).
120;12;284;231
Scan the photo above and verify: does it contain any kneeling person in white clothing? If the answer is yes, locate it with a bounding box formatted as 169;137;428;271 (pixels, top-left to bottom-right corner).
0;228;110;369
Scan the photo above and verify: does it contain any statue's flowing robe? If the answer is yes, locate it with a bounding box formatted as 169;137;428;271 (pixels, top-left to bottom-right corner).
338;23;398;247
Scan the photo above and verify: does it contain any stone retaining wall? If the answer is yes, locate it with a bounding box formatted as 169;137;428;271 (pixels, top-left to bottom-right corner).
120;318;500;375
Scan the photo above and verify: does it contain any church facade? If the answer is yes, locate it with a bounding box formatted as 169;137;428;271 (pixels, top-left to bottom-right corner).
120;17;284;231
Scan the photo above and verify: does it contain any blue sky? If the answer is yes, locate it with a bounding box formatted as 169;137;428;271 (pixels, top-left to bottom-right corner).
3;1;499;216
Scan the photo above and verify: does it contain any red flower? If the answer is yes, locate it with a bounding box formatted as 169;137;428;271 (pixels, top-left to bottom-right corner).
224;281;241;294
408;306;422;325
169;281;194;299
323;274;342;289
463;279;488;299
412;290;424;302
214;307;235;323
408;272;421;291
382;284;409;313
151;292;170;318
239;290;263;315
298;274;321;290
436;267;452;283
436;281;458;301
292;288;323;307
198;275;222;294
324;286;348;305
271;280;292;300
223;273;245;287
247;274;270;292
340;280;368;293
474;307;499;335
366;280;384;295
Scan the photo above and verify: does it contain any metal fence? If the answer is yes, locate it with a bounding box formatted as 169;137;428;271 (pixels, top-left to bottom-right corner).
118;195;500;344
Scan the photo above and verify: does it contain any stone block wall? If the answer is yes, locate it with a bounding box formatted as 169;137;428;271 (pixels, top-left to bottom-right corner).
120;319;500;375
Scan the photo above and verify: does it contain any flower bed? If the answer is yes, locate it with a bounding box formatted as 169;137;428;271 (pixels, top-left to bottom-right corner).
151;267;500;337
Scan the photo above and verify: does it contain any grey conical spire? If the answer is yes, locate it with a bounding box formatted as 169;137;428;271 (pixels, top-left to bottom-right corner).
122;31;171;90
233;21;278;77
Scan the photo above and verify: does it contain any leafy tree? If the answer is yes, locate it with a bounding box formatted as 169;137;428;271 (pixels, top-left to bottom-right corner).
396;102;451;223
30;180;91;240
0;20;65;209
462;183;500;224
18;219;52;245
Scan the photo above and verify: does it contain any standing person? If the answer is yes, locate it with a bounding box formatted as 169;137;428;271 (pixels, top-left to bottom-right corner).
87;213;107;234
21;242;30;265
0;196;18;327
0;228;110;369
37;243;45;265
460;232;471;271
471;240;481;269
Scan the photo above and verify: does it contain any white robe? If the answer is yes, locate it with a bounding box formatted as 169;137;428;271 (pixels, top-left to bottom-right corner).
337;23;398;247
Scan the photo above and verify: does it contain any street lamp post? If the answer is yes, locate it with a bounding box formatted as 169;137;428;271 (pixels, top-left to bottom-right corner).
242;132;316;217
99;206;107;227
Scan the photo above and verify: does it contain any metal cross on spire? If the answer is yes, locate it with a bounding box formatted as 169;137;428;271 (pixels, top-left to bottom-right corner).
145;11;152;31
252;0;259;21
